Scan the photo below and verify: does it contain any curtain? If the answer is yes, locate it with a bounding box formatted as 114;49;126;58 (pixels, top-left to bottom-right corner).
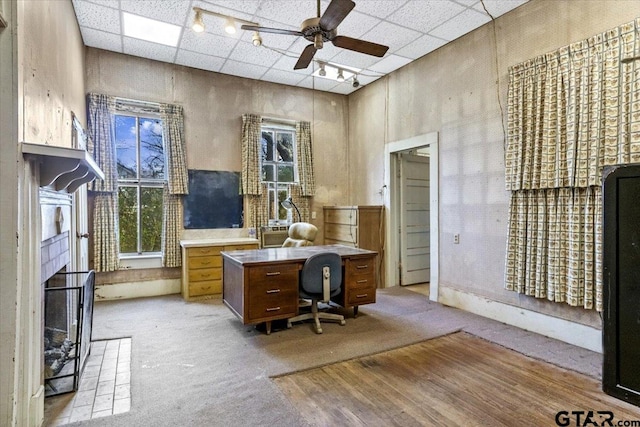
244;184;269;242
296;121;315;196
160;104;188;267
241;114;263;196
504;18;640;311
87;93;119;272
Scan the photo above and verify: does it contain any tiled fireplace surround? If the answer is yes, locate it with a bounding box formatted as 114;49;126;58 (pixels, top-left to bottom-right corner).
41;231;70;283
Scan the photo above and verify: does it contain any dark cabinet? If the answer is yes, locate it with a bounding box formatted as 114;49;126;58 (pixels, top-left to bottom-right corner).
603;164;640;407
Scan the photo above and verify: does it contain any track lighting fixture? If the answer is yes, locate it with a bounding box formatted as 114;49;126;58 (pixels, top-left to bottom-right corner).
192;10;205;33
336;68;344;82
252;31;263;47
191;7;259;39
352;75;360;88
318;63;326;77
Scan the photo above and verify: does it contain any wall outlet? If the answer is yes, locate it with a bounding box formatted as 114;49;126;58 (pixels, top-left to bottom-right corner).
311;211;317;219
454;233;460;244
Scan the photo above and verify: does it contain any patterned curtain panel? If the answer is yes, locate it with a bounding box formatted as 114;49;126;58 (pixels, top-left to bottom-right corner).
296;121;315;196
87;93;119;272
93;194;119;272
159;104;188;267
288;184;310;222
87;93;117;192
160;104;189;195
241;114;262;196
244;184;269;243
161;184;183;268
504;18;640;311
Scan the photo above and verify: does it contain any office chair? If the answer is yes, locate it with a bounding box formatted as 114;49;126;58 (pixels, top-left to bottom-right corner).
282;222;317;247
287;252;345;334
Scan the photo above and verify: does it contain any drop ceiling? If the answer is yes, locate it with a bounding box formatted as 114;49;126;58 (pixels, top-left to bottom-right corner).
72;0;528;95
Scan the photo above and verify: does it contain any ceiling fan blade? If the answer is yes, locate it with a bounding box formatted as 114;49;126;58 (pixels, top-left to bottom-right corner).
240;24;302;37
332;36;389;57
319;0;355;32
294;44;317;70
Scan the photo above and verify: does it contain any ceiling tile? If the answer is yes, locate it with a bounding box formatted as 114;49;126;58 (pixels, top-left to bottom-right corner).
395;33;449;59
228;40;284;67
79;27;123;52
255;1;320;29
77;0;120;8
123;37;178;63
120;0;188;26
329;49;380;71
350;0;408;19
430;8;491;41
200;0;262;16
271;53;307;72
336;10;383;39
297;76;340;92
73;1;121;33
368;54;413;73
192;0;259;36
331;83;357;95
219;59;268;80
261;68;306;86
175;50;226;72
355;73;383;86
238;18;299;50
180;29;239;57
361;21;421;53
386;0;466;33
472;0;529;17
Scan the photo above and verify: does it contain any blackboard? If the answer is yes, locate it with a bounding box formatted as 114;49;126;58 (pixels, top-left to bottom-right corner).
183;170;243;229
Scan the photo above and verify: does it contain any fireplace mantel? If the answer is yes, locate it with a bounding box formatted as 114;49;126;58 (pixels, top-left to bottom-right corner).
22;142;104;192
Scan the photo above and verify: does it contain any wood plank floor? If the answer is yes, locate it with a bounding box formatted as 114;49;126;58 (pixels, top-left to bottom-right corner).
273;332;640;426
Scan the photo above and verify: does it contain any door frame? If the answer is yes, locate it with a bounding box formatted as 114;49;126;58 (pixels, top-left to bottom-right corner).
384;132;439;302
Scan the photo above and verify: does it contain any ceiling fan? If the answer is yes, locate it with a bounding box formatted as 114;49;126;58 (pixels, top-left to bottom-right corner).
241;0;389;70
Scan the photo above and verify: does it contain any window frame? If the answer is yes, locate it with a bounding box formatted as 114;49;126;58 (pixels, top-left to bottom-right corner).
260;123;298;223
114;108;166;260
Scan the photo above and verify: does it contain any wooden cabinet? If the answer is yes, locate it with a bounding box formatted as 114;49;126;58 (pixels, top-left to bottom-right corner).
180;238;258;301
324;205;384;285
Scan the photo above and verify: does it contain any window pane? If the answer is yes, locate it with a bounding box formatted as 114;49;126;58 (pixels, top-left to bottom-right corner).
278;165;295;183
118;186;138;253
115;115;137;179
139;119;165;179
140;187;163;252
262;131;275;161
276;132;294;161
262;164;274;182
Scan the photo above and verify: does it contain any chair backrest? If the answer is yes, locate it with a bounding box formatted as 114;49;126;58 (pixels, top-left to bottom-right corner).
282;222;318;247
300;252;342;301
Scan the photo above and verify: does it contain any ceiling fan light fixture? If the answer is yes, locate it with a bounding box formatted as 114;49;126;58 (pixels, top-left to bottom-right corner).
313;33;323;50
224;17;237;34
192;10;205;33
336;68;344;82
252;31;262;47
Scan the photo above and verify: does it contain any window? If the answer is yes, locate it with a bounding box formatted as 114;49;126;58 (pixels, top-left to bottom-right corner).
261;125;296;222
115;114;165;256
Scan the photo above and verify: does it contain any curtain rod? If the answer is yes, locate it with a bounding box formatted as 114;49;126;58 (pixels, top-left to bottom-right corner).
261;116;297;126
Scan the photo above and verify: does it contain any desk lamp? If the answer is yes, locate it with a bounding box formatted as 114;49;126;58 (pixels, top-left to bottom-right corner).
281;197;301;223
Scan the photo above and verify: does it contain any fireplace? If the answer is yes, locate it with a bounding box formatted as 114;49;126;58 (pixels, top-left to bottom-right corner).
41;215;95;397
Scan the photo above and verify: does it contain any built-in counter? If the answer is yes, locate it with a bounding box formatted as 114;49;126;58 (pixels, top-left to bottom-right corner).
180;238;259;301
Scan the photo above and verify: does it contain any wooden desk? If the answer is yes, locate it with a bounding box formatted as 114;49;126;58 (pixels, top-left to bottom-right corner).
222;245;378;334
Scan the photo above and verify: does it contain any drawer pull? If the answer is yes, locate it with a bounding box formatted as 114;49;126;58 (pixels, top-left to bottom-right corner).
201;273;211;278
266;272;281;276
356;265;368;269
356;279;368;284
266;289;281;294
266;307;281;312
201;261;211;265
356;294;368;298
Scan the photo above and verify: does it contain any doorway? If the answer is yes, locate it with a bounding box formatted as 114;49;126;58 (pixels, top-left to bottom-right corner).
384;132;439;301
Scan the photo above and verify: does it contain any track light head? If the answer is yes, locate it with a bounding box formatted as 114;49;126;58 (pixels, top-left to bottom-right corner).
318;62;326;77
192;10;205;33
224;17;236;34
352;75;360;88
252;31;262;47
336;68;344;82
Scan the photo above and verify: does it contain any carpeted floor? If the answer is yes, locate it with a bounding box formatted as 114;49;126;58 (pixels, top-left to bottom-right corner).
45;286;604;426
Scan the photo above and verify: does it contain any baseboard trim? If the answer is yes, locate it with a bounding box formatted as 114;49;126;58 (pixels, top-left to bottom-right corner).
438;287;602;353
95;279;180;300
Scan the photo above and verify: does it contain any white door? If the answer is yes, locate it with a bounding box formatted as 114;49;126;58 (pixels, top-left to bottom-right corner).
399;153;430;285
72;186;90;271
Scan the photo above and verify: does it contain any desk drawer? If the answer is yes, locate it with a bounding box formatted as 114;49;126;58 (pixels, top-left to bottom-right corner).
349;273;375;290
346;286;376;305
346;258;375;276
249;264;299;287
189;256;222;269
189;279;222;296
188;246;222;257
248;263;298;320
225;244;258;251
188;267;222;282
